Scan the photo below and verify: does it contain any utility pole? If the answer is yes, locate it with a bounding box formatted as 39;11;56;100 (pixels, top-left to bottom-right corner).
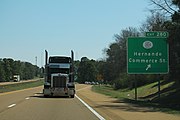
35;56;37;66
35;56;38;77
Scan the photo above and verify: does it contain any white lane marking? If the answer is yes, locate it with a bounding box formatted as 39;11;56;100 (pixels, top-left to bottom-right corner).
25;97;30;100
75;95;105;120
8;104;16;108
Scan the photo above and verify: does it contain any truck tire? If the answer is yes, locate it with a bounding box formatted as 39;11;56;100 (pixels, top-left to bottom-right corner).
70;95;75;98
44;95;49;98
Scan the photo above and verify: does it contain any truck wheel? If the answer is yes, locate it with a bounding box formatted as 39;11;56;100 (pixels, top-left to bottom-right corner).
44;95;49;98
70;95;75;98
44;95;48;98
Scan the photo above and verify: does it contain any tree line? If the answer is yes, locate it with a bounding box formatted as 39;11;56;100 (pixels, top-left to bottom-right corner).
0;58;42;82
76;0;180;89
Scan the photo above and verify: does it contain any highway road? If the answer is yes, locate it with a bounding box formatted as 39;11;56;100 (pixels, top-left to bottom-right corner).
0;86;100;120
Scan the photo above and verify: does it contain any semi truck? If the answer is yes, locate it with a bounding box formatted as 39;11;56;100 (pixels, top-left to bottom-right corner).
43;50;75;98
13;75;20;82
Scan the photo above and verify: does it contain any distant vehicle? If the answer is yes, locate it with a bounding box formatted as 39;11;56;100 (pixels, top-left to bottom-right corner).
43;50;75;98
13;75;20;82
85;81;99;85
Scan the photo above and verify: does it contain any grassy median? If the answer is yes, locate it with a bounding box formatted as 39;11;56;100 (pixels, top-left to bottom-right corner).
0;79;44;93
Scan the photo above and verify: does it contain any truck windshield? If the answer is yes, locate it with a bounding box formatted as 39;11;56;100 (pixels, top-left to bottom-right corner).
49;57;71;63
49;68;70;74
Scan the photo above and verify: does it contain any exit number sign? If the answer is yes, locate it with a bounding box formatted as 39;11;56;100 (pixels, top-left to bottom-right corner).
145;31;169;38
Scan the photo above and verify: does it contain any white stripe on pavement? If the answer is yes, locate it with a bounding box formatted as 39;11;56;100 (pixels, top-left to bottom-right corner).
75;95;105;120
8;104;16;108
25;97;30;100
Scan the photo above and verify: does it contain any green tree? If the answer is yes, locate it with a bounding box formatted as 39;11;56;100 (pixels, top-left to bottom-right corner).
0;59;5;82
0;58;41;81
3;58;14;81
150;0;180;85
103;27;139;89
96;60;106;83
77;57;98;83
23;62;37;80
12;60;21;75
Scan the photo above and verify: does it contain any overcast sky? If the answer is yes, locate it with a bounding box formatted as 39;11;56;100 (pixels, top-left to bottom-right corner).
0;0;150;67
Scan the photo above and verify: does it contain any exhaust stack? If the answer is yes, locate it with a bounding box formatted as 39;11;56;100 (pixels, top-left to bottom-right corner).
71;50;74;82
45;50;48;65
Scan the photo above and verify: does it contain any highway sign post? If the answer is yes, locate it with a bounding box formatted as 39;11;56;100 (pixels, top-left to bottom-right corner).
127;32;169;101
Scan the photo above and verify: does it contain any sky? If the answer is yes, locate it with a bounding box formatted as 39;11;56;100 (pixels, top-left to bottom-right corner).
0;0;150;67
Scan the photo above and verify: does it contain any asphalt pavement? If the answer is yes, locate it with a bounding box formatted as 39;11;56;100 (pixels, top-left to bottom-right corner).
0;86;100;120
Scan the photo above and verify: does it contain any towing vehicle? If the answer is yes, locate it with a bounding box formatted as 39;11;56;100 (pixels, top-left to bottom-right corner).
43;50;75;98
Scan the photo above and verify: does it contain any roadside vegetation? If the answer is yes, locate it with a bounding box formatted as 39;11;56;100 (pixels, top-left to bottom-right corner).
0;79;43;93
92;81;180;114
75;0;180;111
0;0;179;111
76;0;180;88
0;58;43;82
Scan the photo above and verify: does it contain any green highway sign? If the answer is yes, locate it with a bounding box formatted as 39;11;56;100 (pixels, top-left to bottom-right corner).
127;37;169;74
145;31;169;38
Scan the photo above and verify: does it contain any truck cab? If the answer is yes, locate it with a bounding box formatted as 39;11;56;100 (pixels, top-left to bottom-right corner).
13;75;20;82
43;51;75;98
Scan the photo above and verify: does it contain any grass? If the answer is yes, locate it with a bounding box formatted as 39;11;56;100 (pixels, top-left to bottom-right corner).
92;81;180;114
0;79;44;93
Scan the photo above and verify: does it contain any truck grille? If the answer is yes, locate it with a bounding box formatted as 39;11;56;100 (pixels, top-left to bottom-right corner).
53;76;66;88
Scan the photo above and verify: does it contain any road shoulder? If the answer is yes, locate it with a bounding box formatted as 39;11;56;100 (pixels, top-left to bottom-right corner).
76;84;180;120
